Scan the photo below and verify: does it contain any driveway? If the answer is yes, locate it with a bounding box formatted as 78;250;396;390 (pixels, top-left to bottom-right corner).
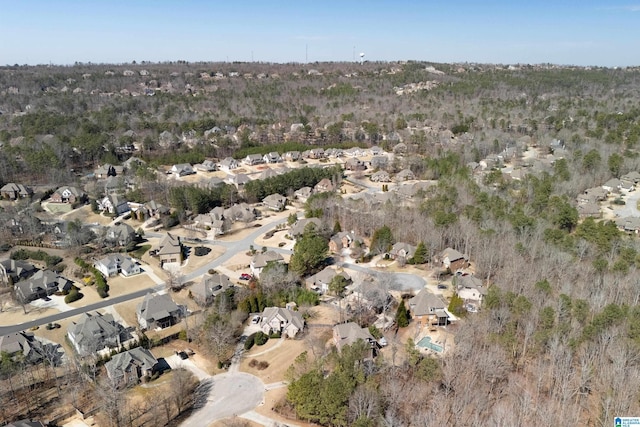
611;190;640;218
165;354;265;426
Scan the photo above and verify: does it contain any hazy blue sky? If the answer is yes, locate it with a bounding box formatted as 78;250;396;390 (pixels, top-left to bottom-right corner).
1;0;639;66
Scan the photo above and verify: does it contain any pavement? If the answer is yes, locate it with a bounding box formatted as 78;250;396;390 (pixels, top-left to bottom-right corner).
610;190;640;218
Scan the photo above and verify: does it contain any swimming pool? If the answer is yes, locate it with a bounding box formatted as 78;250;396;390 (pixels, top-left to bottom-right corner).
417;336;444;353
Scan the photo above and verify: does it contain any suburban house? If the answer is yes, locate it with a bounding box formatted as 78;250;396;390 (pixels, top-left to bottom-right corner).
136;293;184;330
370;170;391;182
218;157;239;171
250;250;284;278
263;193;287;211
104;176;135;195
329;231;364;254
226;173;251;188
395;169;416;182
615;216;640;234
194;159;217;172
345;158;366;171
602;178;622;193
309;148;325;159
389;242;417;262
577;202;602;218
0;331;49;364
332;322;377;359
257;168;278;180
50;186;86;204
67;312;127;356
621;171;640;187
94;254;140;278
263;152;283;164
408;289;448;327
224;203;257;223
0;259;37;284
105;222;136;246
314;178;335;193
454;274;487;306
284;151;300;161
191;272;233;306
439;248;469;272
0;183;32;200
259;307;304;338
578;187;609;204
289;218;322;238
98;194;130;215
294;186;313;202
145;200;170;218
370;156;389;170
94;164;123;178
194;209;228;235
105;347;158;388
345;276;392;312
14;270;73;303
171;163;196;177
243;153;264;166
392;142;407;154
394;182;434;200
305;266;351;294
344;147;365;157
157;233;183;265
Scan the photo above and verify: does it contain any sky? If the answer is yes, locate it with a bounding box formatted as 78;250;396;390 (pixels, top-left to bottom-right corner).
1;0;639;67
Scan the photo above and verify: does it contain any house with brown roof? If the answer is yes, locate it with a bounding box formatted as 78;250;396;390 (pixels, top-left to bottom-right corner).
314;178;335;193
329;231;364;254
454;275;487;306
305;266;351;294
289;218;322;238
0;183;32;200
389;242;416;262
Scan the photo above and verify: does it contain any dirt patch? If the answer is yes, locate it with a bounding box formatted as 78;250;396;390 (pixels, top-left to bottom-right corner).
240;338;308;384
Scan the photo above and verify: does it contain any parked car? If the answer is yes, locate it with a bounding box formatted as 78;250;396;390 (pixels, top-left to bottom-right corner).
437;284;447;289
240;273;252;280
251;315;261;324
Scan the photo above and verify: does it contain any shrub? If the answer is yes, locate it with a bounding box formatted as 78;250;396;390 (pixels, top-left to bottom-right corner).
257;361;269;370
244;333;256;350
269;331;281;339
178;330;188;341
254;331;269;346
248;359;259;368
64;288;82;303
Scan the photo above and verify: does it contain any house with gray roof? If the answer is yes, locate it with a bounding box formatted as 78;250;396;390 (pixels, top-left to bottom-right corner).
259;307;304;338
263;193;287;211
67;312;127;356
289;218;322;238
94;254;140;278
263;152;283;164
15;270;73;303
305;266;351;294
332;322;377;359
454;274;487;305
439;247;469;271
98;194;130;215
224;203;257;223
105;347;158;388
389;242;417;262
6;419;46;427
226;173;251;188
50;186;86;204
219;157;239;171
171;163;196;177
0;259;37;284
192;272;233;306
395;169;415;182
105;222;136;246
0;331;51;364
294;186;313;202
250;250;284;278
243;153;264;166
408;289;448;327
194;159;217;172
136;293;184;330
157;233;183;265
370;170;391;182
284;151;300;162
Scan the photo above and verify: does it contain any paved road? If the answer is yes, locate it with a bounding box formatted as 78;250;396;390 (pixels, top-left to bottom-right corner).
339;261;426;291
611;190;640;218
0;216;289;336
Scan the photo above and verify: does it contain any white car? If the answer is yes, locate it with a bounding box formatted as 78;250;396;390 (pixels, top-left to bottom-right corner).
251;315;261;324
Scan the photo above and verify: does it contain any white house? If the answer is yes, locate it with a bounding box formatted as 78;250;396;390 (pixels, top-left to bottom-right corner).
94;254;141;277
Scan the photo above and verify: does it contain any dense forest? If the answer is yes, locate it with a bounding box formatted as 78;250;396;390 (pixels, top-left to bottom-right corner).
3;60;640;426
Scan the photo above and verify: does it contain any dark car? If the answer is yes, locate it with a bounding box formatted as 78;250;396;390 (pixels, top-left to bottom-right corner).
437;284;448;289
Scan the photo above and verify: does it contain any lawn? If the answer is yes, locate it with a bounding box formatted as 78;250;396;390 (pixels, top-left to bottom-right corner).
129;243;152;259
